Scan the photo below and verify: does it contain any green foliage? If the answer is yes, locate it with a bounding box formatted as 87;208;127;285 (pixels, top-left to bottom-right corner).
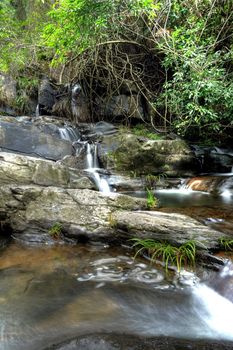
0;0;232;143
131;238;196;272
49;222;63;239
43;0;157;63
219;237;233;251
157;0;233;141
0;0;53;74
146;188;158;209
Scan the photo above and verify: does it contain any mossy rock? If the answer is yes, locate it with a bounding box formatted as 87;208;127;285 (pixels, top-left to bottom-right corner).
104;133;199;176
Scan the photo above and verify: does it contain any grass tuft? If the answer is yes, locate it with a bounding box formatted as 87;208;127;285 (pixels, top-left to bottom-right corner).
219;237;233;251
131;238;197;273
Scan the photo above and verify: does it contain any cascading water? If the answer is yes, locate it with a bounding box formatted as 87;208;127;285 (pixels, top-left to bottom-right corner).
85;143;111;194
58;125;80;142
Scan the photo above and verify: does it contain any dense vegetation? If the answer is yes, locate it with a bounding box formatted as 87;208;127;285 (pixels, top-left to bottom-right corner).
0;0;232;142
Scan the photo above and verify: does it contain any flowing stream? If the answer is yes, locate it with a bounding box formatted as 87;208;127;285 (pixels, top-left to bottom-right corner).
0;242;232;350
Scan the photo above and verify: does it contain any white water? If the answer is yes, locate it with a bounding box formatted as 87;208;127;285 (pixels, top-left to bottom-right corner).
192;284;233;340
58;126;80;142
85;143;111;194
35;104;39;117
179;176;233;200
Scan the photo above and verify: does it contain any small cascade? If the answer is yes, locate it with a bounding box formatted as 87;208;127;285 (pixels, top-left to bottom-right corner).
56;124;111;194
35;104;40;117
180;176;233;198
85;143;111;194
218;176;233;199
58;125;80;142
180;176;222;193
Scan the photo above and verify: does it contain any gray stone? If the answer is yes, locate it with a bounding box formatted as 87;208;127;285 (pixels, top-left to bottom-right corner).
0;185;146;241
112;210;227;249
0;152;93;189
38;77;57;115
0;121;73;160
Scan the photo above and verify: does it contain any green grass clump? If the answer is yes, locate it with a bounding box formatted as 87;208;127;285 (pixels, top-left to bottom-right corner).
49;222;63;239
146;188;158;209
132;125;163;140
219;237;233;251
131;238;196;273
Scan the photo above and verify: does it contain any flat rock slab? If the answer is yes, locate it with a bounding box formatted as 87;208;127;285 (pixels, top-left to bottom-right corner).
113;210;226;249
0;185;146;242
46;334;233;350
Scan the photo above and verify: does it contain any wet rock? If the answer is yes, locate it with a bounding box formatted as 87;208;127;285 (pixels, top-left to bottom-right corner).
100;132;199;176
108;174;146;192
71;83;90;123
192;145;233;173
0;121;73;160
0;152;93;189
112;210;228;250
52;82;89;122
183;176;224;193
45;334;233;350
77;121;118;142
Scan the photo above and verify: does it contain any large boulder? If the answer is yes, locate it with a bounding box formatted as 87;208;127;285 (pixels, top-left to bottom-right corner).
0;178;227;250
100;132;199;176
192;145;233;173
0;121;73;160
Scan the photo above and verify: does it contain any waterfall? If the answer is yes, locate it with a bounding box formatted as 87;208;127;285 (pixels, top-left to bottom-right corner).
57;123;111;194
85;143;111;194
58;126;80;142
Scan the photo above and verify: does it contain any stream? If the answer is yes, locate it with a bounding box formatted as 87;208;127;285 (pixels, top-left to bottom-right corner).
0;122;233;349
0;241;233;350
